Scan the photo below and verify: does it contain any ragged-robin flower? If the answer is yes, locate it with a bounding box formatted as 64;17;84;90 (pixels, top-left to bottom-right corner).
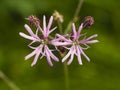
51;18;98;65
19;15;59;66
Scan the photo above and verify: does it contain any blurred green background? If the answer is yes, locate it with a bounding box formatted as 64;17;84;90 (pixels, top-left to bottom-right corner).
0;0;120;90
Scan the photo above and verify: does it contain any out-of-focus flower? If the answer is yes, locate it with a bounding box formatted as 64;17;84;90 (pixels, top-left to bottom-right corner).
53;10;64;23
19;15;59;66
51;22;98;65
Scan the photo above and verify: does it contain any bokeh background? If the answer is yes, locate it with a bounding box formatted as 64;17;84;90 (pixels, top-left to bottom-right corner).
0;0;120;90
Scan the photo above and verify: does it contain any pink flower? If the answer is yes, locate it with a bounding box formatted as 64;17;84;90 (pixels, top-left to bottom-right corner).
51;23;98;65
19;15;59;66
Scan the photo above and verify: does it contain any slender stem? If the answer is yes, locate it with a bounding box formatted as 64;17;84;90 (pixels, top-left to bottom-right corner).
61;0;84;88
73;0;84;22
63;61;69;90
0;70;20;90
64;0;84;34
64;21;72;34
60;53;69;90
58;1;84;89
57;17;69;90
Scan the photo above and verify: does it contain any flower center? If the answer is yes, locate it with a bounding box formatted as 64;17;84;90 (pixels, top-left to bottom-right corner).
41;39;48;45
73;40;79;45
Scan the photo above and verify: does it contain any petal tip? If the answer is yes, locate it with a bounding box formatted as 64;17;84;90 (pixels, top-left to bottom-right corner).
24;24;28;27
79;62;83;65
31;63;35;67
19;32;22;36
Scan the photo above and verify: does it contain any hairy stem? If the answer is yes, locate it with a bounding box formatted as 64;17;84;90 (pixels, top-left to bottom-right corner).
0;70;20;90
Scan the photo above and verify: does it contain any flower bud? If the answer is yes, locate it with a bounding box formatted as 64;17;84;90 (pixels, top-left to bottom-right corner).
25;15;40;28
53;10;64;23
81;16;94;29
57;46;66;53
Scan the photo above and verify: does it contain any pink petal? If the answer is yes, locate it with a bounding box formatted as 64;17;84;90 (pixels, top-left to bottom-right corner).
56;34;72;42
43;15;47;34
87;34;98;40
78;46;90;62
67;46;75;65
46;46;59;62
47;16;53;30
62;46;73;62
24;24;34;36
45;46;53;66
77;23;83;39
28;41;37;49
72;23;77;39
79;39;87;44
38;26;44;34
49;27;57;34
86;40;99;44
52;41;72;46
40;49;46;59
19;32;36;41
76;46;82;65
31;45;43;66
25;49;37;60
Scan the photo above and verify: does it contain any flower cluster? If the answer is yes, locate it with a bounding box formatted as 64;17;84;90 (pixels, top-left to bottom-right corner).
19;15;98;66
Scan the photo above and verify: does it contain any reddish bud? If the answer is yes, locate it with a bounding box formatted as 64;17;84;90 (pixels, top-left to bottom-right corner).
26;15;40;28
81;16;94;29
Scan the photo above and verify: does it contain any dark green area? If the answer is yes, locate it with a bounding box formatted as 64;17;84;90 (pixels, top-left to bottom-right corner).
0;0;120;90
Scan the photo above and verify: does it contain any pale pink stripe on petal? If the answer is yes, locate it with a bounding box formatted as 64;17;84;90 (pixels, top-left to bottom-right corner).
87;34;98;40
24;24;34;36
45;46;53;66
25;49;37;60
28;41;38;49
43;15;47;35
86;40;99;44
47;16;53;30
38;26;44;34
31;45;43;66
52;41;72;46
76;46;82;65
78;46;90;62
55;34;72;42
49;27;57;34
72;23;77;39
77;23;83;39
46;46;59;62
67;46;75;65
62;46;73;62
19;32;36;41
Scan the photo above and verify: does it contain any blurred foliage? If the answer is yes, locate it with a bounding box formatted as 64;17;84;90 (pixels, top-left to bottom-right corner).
0;0;120;90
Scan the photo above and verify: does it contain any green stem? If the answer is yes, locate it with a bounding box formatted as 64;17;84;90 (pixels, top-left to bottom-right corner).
64;21;72;34
57;17;69;90
62;0;84;89
63;61;69;90
64;0;84;34
73;0;84;21
0;70;20;90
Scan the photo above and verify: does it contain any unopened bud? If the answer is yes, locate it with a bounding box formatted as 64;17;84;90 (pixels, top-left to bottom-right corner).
25;15;40;28
57;46;66;53
81;16;94;29
53;10;64;23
